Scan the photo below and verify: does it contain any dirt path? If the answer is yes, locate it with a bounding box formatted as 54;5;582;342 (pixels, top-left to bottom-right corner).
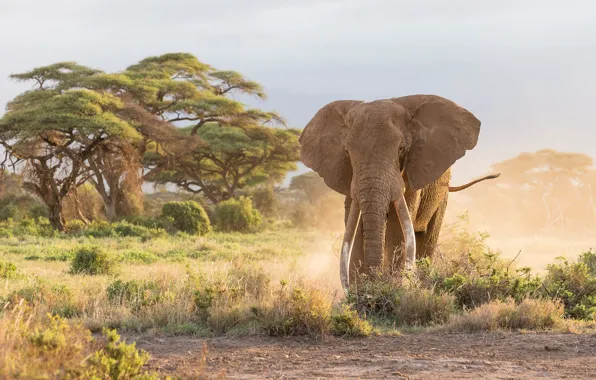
134;332;596;379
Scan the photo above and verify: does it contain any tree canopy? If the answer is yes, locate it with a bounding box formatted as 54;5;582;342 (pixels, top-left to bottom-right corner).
0;68;142;229
0;53;302;229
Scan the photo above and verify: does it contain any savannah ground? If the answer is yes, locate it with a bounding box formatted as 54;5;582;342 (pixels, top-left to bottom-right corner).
2;217;596;379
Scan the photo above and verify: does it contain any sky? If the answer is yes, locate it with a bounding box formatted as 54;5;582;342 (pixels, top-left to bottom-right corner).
1;0;595;186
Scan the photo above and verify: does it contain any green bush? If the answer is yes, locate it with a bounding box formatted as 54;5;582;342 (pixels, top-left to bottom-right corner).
250;186;279;218
0;194;47;221
81;221;166;240
65;219;86;233
331;304;373;337
125;215;176;233
113;221;167;239
542;251;596;320
0;259;20;279
106;279;163;312
214;196;262;232
4;280;79;318
70;246;116;275
1;304;160;379
0;218;58;238
161;201;211;235
347;272;456;326
262;281;331;337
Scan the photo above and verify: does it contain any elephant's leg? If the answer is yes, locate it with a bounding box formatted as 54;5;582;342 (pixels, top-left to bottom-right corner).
416;192;449;259
413;170;451;232
344;196;365;280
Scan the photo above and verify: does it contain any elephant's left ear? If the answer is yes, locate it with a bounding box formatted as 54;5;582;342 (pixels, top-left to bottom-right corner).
399;95;481;191
299;100;362;196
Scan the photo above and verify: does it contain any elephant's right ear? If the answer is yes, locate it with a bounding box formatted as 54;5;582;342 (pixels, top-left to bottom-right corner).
299;100;362;196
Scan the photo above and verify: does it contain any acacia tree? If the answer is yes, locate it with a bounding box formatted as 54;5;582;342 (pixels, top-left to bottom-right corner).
458;149;596;236
149;123;300;203
289;171;332;204
0;64;140;230
122;53;300;202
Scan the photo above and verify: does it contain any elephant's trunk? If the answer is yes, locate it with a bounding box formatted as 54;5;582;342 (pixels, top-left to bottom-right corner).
357;174;392;271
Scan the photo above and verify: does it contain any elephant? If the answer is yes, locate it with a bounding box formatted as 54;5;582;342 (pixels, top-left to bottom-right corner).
344;169;499;279
298;95;495;291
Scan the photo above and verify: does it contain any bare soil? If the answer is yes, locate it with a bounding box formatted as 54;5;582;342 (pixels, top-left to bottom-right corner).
134;332;596;379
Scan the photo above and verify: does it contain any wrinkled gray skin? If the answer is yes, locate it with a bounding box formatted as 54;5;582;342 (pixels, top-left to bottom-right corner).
345;168;499;280
299;95;487;291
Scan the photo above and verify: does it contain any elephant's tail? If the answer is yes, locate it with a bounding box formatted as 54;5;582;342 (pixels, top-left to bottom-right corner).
449;173;501;192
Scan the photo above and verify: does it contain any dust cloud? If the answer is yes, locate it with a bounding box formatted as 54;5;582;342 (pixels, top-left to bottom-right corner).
289;149;596;282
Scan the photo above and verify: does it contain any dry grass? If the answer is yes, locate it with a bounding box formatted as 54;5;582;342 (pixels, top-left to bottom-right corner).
447;298;565;332
0;300;160;379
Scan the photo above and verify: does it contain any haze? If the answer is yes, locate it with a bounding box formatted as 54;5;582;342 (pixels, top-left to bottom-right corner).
1;0;595;184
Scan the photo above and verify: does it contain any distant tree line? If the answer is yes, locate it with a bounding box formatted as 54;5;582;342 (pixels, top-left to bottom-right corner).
0;53;300;230
448;149;596;238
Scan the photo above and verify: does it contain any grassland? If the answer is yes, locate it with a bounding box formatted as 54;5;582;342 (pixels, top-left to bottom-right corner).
2;220;596;378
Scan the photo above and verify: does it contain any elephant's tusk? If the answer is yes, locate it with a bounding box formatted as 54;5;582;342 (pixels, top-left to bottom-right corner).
340;200;361;293
394;193;416;270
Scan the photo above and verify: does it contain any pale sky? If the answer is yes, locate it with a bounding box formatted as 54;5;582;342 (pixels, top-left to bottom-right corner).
1;0;595;185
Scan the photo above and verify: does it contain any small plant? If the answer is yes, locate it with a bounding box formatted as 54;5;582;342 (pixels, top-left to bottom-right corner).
0;302;160;379
84;328;157;379
70;245;117;275
262;281;332;337
162;201;211;235
214;196;262;233
4;280;79;318
331;304;373;337
107;279;163;312
0;259;20;279
65;219;86;233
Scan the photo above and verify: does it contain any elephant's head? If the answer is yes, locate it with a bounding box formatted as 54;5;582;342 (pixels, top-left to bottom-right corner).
299;95;481;290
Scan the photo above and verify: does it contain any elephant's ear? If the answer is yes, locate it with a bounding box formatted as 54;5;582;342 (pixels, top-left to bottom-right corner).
299;100;362;195
399;95;481;191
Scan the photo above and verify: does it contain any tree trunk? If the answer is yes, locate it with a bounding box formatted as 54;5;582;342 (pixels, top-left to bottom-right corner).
48;201;66;231
105;198;118;222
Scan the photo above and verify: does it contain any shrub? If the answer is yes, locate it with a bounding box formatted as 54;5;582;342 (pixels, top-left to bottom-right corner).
106;279;163;312
70;246;116;275
82;221;166;240
189;264;271;333
113;221;167;239
413;216;543;309
125;215;176;233
347;272;456;326
262;281;332;337
448;298;564;332
0;303;159;379
0;194;47;221
250;186;279;218
214;196;262;233
0;259;20;279
65;219;86;233
331;304;373;337
4;281;79;318
542;251;596;320
162;201;211;235
0;218;59;238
